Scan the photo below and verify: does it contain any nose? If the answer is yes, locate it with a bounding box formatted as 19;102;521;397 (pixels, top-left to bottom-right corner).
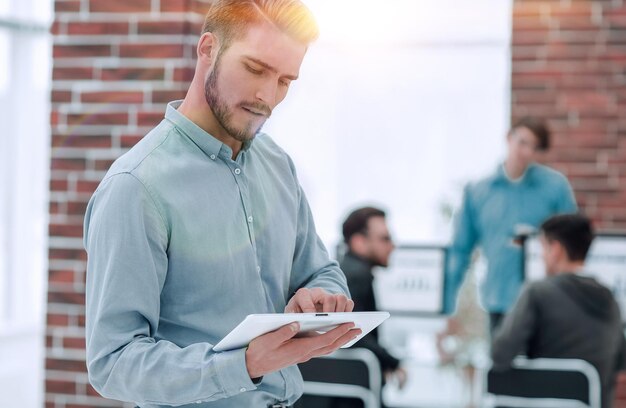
255;79;278;108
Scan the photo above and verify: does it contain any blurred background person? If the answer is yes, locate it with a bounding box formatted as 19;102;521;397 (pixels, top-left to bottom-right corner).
444;117;577;334
340;207;408;406
491;213;626;408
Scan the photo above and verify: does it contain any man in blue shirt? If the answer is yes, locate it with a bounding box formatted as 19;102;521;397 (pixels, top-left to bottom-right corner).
83;1;359;407
444;117;577;334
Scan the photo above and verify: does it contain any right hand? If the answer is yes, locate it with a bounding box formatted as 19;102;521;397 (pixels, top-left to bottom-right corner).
245;322;362;379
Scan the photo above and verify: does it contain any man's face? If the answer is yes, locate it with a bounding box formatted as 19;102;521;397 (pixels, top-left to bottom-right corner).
204;22;307;143
507;126;540;171
540;233;560;276
363;216;395;267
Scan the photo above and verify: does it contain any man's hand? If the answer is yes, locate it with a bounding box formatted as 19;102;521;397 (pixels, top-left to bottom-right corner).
384;367;408;390
284;287;354;313
245;321;362;379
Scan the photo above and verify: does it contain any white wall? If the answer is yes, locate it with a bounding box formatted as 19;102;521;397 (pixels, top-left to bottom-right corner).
0;0;52;406
265;0;513;250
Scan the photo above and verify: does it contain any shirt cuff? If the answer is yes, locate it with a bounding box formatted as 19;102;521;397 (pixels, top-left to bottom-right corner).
214;347;258;397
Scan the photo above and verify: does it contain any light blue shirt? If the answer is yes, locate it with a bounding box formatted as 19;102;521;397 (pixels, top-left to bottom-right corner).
83;101;350;407
444;163;577;314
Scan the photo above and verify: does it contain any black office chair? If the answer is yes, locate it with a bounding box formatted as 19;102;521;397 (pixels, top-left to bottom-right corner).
295;347;382;408
484;357;601;408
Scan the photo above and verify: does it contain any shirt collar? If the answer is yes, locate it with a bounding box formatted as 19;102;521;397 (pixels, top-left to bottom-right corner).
493;162;536;186
164;100;254;159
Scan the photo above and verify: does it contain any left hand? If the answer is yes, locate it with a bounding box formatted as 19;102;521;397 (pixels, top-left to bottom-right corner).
285;287;354;313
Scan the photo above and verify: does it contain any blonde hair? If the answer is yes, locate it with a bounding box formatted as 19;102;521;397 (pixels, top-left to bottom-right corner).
201;0;319;49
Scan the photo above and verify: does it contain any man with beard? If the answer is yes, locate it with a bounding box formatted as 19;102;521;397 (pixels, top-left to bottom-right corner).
339;207;407;406
83;1;359;407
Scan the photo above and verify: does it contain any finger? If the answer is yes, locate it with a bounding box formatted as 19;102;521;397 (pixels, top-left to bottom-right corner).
303;322;354;350
294;288;317;313
261;322;300;345
321;294;337;313
311;328;362;357
334;295;348;312
345;299;355;312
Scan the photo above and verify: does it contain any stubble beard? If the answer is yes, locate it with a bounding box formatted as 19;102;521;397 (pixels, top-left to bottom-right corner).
204;58;270;143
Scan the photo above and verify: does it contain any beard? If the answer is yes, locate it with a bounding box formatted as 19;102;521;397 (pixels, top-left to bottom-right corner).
204;56;272;143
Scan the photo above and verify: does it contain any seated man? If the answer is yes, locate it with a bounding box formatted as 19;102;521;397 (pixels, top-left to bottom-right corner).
340;207;407;394
491;213;626;408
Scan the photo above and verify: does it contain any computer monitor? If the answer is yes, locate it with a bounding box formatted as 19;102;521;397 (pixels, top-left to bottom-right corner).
373;245;447;315
524;233;626;320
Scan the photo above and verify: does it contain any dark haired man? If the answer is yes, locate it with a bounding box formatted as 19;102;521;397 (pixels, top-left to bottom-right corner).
340;207;407;402
491;213;626;408
83;1;359;407
444;117;577;333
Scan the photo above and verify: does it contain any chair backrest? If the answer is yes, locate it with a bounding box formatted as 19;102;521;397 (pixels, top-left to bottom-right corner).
297;347;382;408
485;357;601;408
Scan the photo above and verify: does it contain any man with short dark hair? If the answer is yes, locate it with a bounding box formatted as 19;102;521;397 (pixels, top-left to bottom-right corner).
491;213;626;408
340;207;407;401
444;117;577;333
83;1;359;407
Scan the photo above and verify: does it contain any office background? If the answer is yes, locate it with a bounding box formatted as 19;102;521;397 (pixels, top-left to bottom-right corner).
1;0;625;406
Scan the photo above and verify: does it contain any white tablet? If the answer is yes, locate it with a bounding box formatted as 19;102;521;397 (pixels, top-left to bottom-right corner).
213;311;390;352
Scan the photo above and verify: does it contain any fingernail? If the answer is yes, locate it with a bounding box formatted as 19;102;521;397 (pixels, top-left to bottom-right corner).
290;322;299;332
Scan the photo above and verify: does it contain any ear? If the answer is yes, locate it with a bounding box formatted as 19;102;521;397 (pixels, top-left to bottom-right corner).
197;32;219;66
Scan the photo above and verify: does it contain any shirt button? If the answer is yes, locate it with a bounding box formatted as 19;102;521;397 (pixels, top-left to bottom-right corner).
210;154;216;160
234;168;241;175
247;216;253;223
256;266;261;273
239;387;246;392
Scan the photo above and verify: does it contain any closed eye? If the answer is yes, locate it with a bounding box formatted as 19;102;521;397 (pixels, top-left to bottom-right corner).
244;64;263;75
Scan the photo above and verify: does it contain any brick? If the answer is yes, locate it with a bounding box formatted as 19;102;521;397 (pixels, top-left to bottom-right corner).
49;223;84;238
67;200;89;216
173;67;194;82
137;111;164;126
48;269;77;284
45;379;77;394
52;90;73;103
89;0;151;13
55;1;81;13
138;20;186;35
67;112;129;126
67;22;129;35
53;45;111;58
51;158;87;171
120;133;144;147
50;178;69;192
94;159;116;171
101;67;166;81
160;0;187;13
63;336;86;349
76;179;102;193
119;43;185;58
52;134;112;149
49;248;88;262
48;289;86;305
47;312;70;326
53;67;94;81
152;90;187;103
85;384;103;397
45;358;87;373
81;91;144;104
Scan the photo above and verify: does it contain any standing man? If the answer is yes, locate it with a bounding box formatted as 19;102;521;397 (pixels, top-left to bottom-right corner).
341;207;407;399
83;1;359;407
444;117;577;333
491;213;626;408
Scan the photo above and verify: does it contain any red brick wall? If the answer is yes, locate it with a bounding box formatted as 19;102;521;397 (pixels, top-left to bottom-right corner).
511;1;626;405
512;0;626;230
46;1;210;406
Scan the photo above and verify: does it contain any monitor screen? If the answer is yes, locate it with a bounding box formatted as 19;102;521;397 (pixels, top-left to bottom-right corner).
524;234;626;320
373;245;447;315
